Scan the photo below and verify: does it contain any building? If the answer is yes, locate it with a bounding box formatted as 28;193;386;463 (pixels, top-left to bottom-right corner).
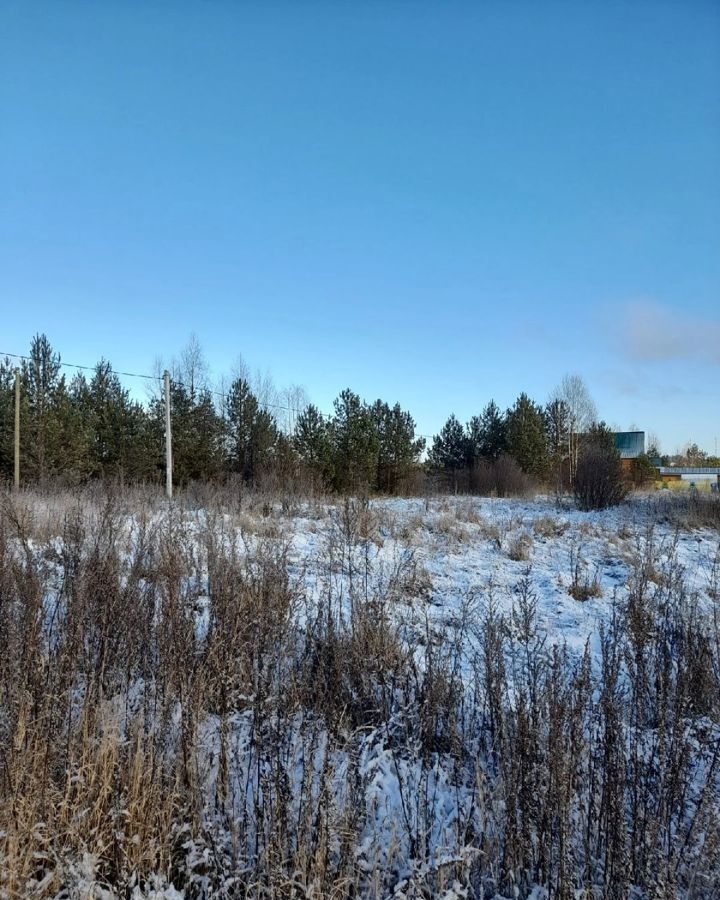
656;466;720;492
613;431;645;475
613;431;645;459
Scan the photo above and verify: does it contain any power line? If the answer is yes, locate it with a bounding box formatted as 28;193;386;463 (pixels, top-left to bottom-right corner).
1;349;437;439
0;349;330;420
0;350;160;382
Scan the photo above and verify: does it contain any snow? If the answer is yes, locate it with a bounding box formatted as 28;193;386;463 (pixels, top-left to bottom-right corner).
267;495;719;673
7;493;720;898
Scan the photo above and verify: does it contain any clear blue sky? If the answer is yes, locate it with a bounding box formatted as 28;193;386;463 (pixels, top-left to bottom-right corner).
2;1;719;453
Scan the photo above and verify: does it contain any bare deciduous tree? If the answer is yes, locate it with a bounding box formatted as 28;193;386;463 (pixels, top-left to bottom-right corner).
177;333;209;401
552;374;597;483
281;384;310;435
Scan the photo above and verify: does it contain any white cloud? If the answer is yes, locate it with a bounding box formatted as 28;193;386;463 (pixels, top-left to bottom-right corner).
621;300;720;364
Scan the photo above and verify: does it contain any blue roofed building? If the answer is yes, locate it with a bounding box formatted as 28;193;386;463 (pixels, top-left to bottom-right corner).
613;431;645;460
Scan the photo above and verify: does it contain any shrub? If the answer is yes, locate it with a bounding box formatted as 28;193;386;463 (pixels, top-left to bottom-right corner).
630;453;659;489
507;530;533;561
532;514;568;538
470;453;536;498
574;426;627;510
648;490;720;530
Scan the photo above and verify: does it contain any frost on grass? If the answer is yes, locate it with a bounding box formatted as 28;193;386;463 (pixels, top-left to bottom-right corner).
1;488;719;898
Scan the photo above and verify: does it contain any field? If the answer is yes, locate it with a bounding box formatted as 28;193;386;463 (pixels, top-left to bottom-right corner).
1;487;719;898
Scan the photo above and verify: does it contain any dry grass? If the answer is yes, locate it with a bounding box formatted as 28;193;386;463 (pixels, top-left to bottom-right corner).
0;485;719;898
394;511;427;543
453;500;484;526
532;515;568;539
431;512;471;544
507;530;533;561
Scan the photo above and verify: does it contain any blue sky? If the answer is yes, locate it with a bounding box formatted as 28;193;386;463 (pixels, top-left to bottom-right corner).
2;1;719;453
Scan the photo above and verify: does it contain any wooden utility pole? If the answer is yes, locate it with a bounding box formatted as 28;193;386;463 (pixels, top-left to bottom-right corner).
164;370;173;499
14;369;20;490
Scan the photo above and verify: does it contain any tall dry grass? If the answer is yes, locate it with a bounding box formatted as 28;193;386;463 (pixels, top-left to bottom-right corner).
0;485;719;898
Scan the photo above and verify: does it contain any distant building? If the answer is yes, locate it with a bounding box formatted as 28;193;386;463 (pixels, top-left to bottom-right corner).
657;465;720;492
613;431;645;471
608;432;720;490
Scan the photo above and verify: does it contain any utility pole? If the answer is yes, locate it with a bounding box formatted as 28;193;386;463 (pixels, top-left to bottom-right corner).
164;370;173;499
14;369;20;490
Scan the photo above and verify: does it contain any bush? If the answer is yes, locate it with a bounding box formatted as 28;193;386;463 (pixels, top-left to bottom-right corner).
574;427;627;510
648;490;720;530
630;453;658;488
470;453;536;497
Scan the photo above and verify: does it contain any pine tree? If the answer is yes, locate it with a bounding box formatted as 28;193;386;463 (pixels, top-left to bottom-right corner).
225;377;278;483
248;408;278;481
293;404;333;487
429;414;468;492
190;390;225;482
0;358;16;481
226;378;259;480
479;400;507;460
330;389;379;493
505;393;549;479
370;400;425;493
150;381;223;486
466;400;507;466
465;415;483;468
55;379;92;482
21;334;64;483
545;397;571;491
80;360;144;478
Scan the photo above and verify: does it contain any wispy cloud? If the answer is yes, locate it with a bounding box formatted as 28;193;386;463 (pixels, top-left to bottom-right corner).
620;300;720;364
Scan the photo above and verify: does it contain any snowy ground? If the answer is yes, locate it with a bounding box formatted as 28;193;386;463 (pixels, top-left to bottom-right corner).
6;491;720;899
213;493;720;668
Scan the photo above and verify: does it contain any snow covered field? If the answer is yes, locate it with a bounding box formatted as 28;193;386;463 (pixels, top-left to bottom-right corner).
277;494;719;662
1;490;719;899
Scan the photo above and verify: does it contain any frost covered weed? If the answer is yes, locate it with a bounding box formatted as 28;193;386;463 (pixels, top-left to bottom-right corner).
648;491;720;531
395;511;426;543
0;487;719;898
234;510;284;539
568;539;602;601
477;518;503;548
454;500;484;526
507;530;533;562
433;512;470;544
532;515;568;539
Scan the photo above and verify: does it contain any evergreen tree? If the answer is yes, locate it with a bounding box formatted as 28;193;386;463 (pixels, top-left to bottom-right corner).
21;334;64;482
370;400;425;493
293;404;333;486
122;399;156;482
225;377;278;482
479;400;506;460
190;389;225;481
330;389;379;493
226;377;258;480
54;377;92;481
0;358;17;481
429;414;468;492
465;415;483;468
466;400;507;466
81;360;145;478
545;397;571;491
151;381;223;486
248;407;278;481
504;393;549;479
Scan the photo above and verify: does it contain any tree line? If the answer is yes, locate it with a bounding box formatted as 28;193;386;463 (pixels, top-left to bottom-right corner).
428;374;606;493
0;335;659;501
0;335;424;494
